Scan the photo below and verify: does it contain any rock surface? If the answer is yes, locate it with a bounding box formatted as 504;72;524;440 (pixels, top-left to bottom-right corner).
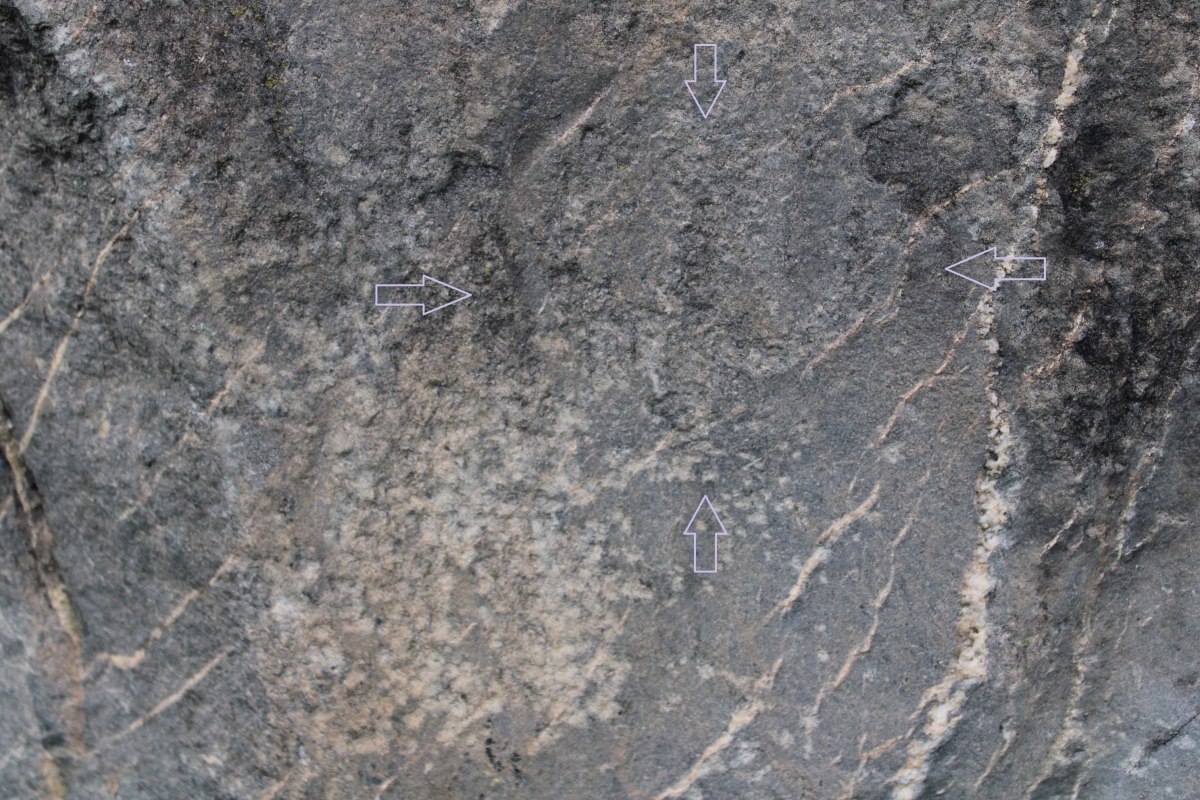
1;1;1198;798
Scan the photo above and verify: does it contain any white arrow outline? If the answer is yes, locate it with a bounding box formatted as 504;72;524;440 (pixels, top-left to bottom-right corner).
685;44;726;119
374;275;472;315
684;494;728;574
944;247;1047;291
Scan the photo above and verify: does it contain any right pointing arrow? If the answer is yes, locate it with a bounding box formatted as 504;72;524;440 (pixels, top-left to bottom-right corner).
685;44;726;119
374;275;472;315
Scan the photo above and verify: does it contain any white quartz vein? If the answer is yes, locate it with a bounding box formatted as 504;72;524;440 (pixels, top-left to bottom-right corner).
19;197;154;455
888;293;1011;800
765;483;881;623
651;659;783;800
802;522;909;756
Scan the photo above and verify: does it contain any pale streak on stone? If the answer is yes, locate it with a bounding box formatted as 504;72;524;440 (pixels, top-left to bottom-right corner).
104;589;198;671
816;52;935;117
1054;44;1086;112
972;725;1016;795
0;269;53;339
432;675;508;746
1040;28;1089;169
1125;75;1200;234
0;606;45;775
39;752;68;800
114;340;266;525
1038;3;1116;178
1024;623;1093;798
803;542;901;756
813;7;971;119
1116;446;1163;562
260;759;317;800
816;484;882;549
474;0;516;35
258;771;293;800
88;551;239;674
1025;310;1087;384
876;323;969;447
1114;370;1188;560
0;742;27;775
1040;503;1084;557
1041;118;1066;169
548;87;610;153
765;483;880;622
805;309;873;372
871;175;991;328
19;197;154;455
830;543;905;701
110;650;229;744
888;293;1011;800
836;730;915;800
449;622;478;647
372;775;397;800
651;658;783;800
800;175;992;371
901;176;991;252
1;400;86;746
206;339;268;415
802;485;929;758
1164;76;1199;148
621;430;677;477
529;608;631;756
979;0;1030;42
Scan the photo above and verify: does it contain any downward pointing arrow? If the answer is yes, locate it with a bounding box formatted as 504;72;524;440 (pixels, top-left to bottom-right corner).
374;275;472;315
685;44;726;119
684;495;728;574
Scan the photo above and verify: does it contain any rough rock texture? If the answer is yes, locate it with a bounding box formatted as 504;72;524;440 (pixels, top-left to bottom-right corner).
1;1;1198;798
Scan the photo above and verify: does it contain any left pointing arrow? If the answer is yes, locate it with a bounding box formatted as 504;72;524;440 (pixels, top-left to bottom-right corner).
943;247;1047;292
374;276;472;315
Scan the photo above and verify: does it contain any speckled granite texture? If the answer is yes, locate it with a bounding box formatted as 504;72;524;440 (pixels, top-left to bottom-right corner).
1;1;1198;798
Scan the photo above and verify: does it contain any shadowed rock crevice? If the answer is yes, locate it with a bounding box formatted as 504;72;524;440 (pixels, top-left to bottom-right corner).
0;391;83;794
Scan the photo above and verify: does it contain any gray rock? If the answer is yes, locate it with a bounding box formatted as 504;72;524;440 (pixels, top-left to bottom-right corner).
1;1;1197;798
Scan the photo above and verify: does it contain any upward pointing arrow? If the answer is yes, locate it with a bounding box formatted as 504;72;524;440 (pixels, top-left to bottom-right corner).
684;495;728;574
685;44;726;119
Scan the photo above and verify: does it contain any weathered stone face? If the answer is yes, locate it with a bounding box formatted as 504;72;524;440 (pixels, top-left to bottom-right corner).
1;1;1197;798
